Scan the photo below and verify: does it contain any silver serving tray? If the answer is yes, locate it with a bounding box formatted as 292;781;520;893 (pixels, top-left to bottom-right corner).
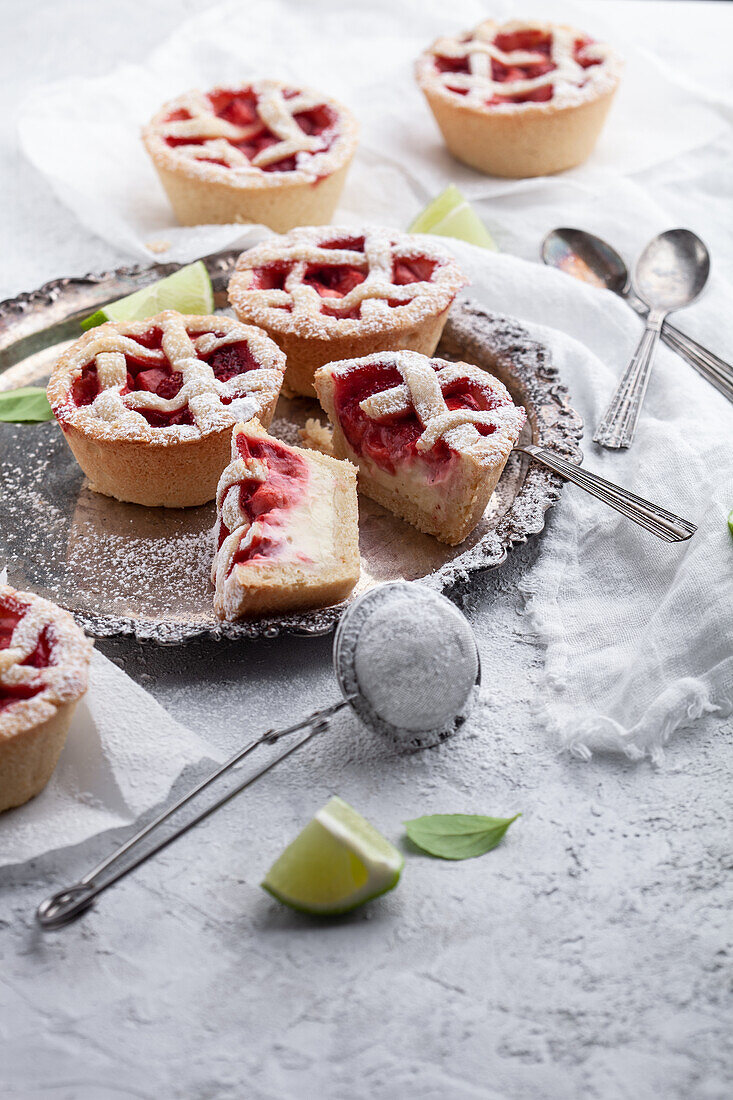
0;260;583;642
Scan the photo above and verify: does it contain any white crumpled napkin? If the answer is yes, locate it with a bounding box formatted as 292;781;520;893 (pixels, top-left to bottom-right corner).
445;241;733;763
17;0;731;264
0;647;219;867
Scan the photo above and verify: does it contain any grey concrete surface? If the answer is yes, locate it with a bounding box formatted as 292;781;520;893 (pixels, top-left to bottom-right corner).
1;3;731;1099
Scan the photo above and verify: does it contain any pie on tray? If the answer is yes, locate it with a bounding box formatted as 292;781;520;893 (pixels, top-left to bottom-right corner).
228;225;468;397
314;351;526;545
212;420;360;621
416;18;622;178
47;310;286;508
0;585;92;813
142;80;359;230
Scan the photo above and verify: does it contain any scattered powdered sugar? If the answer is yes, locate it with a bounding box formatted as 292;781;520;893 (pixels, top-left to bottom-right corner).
320;349;526;465
417;18;622;113
0;300;582;642
228;225;468;339
0;583;93;736
49;311;285;445
143;79;359;187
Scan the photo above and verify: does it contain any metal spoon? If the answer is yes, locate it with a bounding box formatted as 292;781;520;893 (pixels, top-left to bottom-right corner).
36;584;480;929
542;228;733;406
592;230;710;448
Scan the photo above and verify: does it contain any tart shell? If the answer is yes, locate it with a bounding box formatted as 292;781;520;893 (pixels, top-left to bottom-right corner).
418;79;619;178
142;86;359;231
150;157;354;231
47;312;285;509
0;699;79;813
0;588;92;813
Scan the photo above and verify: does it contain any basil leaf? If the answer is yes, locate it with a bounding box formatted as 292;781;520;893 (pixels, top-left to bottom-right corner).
0;387;53;423
404;813;521;860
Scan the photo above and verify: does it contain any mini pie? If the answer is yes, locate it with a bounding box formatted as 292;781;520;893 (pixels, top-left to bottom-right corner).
416;19;622;178
212;419;360;620
314;351;526;545
228;226;468;397
0;585;92;813
47;310;286;508
142;80;359;230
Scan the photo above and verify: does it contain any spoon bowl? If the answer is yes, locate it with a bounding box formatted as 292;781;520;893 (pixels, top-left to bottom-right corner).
634;229;710;313
541;227;629;295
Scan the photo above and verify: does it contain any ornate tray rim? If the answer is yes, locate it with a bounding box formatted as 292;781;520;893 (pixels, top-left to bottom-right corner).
0;266;584;643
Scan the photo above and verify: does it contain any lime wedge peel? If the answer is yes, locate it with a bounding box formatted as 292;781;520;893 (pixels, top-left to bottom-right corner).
262;796;404;915
81;260;214;331
728;509;733;538
409;185;498;251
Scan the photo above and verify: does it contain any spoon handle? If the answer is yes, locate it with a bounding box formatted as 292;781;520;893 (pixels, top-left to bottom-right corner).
594;309;665;449
519;445;696;543
625;295;733;403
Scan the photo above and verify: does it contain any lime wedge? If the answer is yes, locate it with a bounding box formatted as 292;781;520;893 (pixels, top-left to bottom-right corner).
81;260;214;331
262;796;404;915
728;509;733;538
409;185;466;233
409;185;497;250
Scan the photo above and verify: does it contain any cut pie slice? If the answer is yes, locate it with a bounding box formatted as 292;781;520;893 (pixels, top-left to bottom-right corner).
228;225;468;396
212;420;360;620
314;351;526;545
0;585;93;812
142;79;359;230
47;310;286;508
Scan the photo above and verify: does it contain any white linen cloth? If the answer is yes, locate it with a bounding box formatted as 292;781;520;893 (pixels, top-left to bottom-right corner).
0;648;219;867
13;0;733;768
444;241;733;764
17;0;731;264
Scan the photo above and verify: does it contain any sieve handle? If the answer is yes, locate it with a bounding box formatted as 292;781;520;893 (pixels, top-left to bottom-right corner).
36;698;350;929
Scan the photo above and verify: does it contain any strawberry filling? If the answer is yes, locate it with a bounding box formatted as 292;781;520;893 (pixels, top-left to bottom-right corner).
249;251;438;320
334;362;502;477
71;328;261;427
218;433;309;570
435;29;602;104
0;596;54;711
164;86;337;173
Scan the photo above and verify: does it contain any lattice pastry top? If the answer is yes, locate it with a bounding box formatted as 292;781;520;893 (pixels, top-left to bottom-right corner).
323;351;526;467
417;19;620;111
48;311;286;445
0;586;93;737
228;226;468;338
142;80;359;186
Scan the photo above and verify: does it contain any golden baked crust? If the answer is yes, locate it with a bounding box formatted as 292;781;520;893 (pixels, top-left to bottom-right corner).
47;310;286;508
314;351;526;545
228;226;468;396
212;420;360;620
0;586;92;812
416;19;622;177
142;80;359;229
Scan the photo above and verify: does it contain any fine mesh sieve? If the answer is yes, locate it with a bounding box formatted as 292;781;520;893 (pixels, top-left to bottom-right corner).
37;583;480;928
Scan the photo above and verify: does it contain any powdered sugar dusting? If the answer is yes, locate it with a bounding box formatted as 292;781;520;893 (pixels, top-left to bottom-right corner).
143;80;359;188
417;18;622;113
0;584;93;738
0;300;582;642
320;350;525;465
228;226;468;339
48;310;285;445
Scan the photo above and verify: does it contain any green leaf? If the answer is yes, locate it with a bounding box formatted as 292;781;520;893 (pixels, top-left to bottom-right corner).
728;509;733;538
404;813;521;860
0;387;54;423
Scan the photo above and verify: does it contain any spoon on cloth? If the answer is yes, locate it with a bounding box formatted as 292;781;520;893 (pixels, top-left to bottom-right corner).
36;584;480;929
591;230;710;448
542;228;733;406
